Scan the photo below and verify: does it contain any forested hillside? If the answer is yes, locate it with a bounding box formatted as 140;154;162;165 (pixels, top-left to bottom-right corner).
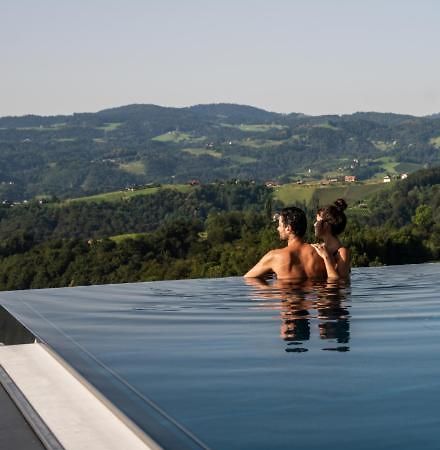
1;104;440;200
0;168;438;291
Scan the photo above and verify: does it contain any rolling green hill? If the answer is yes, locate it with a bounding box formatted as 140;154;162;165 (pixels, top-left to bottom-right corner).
274;181;390;206
65;183;191;204
1;103;439;201
0;167;438;291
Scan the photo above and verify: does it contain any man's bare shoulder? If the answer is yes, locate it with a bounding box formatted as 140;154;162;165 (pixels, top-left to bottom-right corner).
270;247;292;259
298;242;319;257
300;242;314;251
268;247;287;255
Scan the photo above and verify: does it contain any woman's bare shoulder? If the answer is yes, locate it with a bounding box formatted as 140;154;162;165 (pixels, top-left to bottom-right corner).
336;247;350;259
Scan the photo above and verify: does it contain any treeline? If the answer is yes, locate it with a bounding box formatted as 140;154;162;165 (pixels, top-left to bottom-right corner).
0;182;272;243
344;167;440;266
0;206;437;291
0;213;278;290
0;169;439;291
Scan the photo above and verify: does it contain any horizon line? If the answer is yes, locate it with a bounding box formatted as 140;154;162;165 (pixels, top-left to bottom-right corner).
1;102;439;120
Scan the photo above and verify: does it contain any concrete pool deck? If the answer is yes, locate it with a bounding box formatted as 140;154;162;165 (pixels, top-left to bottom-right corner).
0;342;160;450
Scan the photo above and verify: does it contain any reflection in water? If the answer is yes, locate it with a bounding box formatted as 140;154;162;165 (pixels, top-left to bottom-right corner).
245;278;351;352
0;306;36;346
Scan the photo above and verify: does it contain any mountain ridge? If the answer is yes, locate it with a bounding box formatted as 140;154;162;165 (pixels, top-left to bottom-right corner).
2;102;439;122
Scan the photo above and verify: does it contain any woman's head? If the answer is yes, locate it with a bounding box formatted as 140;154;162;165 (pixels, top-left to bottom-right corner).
315;198;347;237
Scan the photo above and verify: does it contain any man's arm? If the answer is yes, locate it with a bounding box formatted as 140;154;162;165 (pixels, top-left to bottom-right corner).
244;251;276;278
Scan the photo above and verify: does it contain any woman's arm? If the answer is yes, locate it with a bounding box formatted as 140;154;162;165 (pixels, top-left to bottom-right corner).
311;244;340;279
335;247;350;278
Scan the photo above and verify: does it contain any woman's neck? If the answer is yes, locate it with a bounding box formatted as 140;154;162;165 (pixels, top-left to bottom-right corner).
322;234;341;250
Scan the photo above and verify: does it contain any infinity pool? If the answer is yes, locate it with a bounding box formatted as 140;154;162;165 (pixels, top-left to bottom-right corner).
1;263;439;449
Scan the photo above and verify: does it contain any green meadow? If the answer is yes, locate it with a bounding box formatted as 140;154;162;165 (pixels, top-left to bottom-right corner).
119;161;146;175
239;138;283;149
375;156;398;173
275;181;389;206
65;184;192;204
110;232;147;243
220;123;288;132
227;155;258;164
16;123;67;131
152;131;205;143
429;136;440;148
97;122;122;131
312;122;340;131
63;180;389;207
371;140;394;151
183;148;222;158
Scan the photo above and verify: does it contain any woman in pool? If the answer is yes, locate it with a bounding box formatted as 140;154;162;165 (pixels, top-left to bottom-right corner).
312;198;350;280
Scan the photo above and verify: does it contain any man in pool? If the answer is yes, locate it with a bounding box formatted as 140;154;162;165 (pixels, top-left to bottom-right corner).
244;206;327;280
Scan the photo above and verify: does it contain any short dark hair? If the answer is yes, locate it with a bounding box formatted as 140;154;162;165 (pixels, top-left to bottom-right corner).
317;198;347;235
279;206;307;237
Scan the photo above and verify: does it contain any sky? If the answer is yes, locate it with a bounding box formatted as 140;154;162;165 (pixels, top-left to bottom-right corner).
2;0;439;117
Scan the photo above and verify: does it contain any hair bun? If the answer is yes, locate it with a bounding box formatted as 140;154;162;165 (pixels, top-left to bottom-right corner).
334;198;347;211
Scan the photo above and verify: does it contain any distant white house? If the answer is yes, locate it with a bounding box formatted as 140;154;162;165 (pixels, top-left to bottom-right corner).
401;173;408;180
383;176;391;183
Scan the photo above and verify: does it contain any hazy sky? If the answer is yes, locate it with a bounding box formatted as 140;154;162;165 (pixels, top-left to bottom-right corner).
2;0;439;117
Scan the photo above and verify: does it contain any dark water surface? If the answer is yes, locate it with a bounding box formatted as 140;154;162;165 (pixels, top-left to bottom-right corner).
1;263;440;449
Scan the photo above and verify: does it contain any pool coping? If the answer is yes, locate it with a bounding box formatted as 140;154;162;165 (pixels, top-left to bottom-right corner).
0;342;160;450
1;303;162;450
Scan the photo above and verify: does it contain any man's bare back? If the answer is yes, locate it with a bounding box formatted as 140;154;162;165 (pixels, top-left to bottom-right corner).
244;239;326;280
273;241;326;279
244;207;326;280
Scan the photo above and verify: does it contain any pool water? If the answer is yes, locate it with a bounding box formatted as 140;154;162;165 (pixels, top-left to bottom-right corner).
1;263;440;450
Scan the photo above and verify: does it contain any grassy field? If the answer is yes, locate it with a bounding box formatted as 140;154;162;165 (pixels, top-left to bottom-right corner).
375;156;398;173
183;148;222;158
312;122;340;131
152;131;205;143
119;161;146;175
220;123;288;132
275;181;389;207
429;136;440;148
371;140;394;151
97;122;122;131
228;155;258;164
274;185;317;204
370;157;423;178
16;123;67;131
394;162;424;173
110;232;147;243
239;138;283;149
65;184;192;204
63;178;391;211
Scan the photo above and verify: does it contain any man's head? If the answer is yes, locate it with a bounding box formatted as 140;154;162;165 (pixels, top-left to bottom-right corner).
276;206;307;240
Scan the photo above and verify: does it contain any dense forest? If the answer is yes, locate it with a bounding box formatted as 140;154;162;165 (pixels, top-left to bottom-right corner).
0;167;438;291
1;104;440;201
